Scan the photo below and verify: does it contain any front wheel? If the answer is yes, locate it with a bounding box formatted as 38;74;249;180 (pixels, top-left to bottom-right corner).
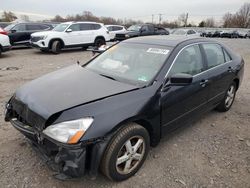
101;123;150;181
216;82;236;112
51;40;61;54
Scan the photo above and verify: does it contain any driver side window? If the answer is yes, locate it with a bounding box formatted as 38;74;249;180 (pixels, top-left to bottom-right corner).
169;45;204;76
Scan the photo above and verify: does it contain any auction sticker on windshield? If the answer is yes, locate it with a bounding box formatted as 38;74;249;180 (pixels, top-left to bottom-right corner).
147;48;169;55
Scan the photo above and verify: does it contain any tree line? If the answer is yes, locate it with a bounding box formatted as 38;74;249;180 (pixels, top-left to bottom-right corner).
1;3;249;28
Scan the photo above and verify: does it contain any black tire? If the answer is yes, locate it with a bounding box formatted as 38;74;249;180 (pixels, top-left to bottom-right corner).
94;38;106;48
216;82;237;112
0;47;2;56
101;123;150;181
51;40;61;54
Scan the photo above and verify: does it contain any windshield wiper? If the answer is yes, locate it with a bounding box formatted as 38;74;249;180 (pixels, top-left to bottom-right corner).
99;74;117;81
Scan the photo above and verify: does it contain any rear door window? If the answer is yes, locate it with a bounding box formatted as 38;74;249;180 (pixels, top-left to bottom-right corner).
203;43;225;69
80;23;93;31
26;24;41;31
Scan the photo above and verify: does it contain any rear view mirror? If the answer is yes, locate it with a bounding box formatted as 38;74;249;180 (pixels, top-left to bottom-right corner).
170;73;193;85
11;29;16;33
66;28;72;33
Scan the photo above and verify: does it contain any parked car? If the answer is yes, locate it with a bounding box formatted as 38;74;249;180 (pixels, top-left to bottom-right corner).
238;30;248;38
30;21;110;54
220;30;239;38
204;30;215;37
212;30;223;37
4;22;54;46
106;25;127;41
0;34;11;56
115;24;169;41
0;22;11;28
0;27;8;35
247;30;250;38
171;28;200;37
5;36;244;181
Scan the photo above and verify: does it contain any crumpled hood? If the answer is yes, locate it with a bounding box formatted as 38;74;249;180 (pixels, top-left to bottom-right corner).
15;64;138;119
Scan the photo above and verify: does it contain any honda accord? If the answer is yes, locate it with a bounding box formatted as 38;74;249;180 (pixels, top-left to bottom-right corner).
5;36;244;181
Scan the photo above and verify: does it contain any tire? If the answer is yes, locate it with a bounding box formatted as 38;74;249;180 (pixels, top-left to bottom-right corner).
216;82;237;112
101;123;150;181
94;38;106;48
51;40;61;54
0;47;2;56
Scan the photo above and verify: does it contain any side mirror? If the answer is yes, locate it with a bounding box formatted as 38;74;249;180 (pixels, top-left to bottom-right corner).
170;73;193;85
11;29;16;33
66;28;72;33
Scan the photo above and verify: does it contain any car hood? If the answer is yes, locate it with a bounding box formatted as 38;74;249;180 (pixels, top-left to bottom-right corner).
15;64;138;119
31;30;60;36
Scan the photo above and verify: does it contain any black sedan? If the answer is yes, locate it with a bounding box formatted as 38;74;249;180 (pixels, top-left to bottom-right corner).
5;36;244;181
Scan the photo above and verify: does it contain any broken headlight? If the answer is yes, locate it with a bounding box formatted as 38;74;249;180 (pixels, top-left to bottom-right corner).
43;117;94;144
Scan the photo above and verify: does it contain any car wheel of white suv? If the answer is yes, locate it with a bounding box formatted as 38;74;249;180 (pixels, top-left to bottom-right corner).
51;40;62;54
94;38;106;47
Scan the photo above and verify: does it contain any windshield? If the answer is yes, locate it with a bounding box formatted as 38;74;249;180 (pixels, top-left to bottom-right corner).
85;43;171;86
172;29;186;35
127;25;142;31
4;24;15;31
53;24;69;32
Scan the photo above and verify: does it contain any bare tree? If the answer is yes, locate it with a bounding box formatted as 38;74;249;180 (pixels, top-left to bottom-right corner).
1;11;17;22
237;3;250;28
205;17;215;27
20;14;30;22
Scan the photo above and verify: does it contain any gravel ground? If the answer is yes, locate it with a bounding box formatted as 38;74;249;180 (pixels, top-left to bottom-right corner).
0;39;249;188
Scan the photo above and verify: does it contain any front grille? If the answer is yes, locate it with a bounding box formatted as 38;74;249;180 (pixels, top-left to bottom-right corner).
115;34;125;38
10;97;46;130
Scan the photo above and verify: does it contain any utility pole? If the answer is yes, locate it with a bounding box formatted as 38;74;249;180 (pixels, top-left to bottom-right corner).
159;13;162;24
152;14;154;24
185;13;189;27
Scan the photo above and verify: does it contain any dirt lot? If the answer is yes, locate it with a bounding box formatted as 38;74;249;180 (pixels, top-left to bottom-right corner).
0;39;250;188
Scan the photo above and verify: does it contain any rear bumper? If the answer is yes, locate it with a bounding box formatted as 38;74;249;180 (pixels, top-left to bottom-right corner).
10;119;109;179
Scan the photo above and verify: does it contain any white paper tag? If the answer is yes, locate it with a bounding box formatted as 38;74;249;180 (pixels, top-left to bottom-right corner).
147;48;169;55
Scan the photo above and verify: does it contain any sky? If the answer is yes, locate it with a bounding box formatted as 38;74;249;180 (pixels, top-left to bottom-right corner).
0;0;248;24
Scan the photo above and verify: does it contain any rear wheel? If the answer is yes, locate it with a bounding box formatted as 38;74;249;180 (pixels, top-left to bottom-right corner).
0;47;2;56
216;82;236;112
94;38;106;48
101;123;150;181
51;40;61;54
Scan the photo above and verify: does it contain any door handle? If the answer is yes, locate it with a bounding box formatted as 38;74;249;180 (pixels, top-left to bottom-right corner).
200;79;209;87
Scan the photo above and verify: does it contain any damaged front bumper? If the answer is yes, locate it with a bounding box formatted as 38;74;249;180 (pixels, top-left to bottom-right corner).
10;119;109;180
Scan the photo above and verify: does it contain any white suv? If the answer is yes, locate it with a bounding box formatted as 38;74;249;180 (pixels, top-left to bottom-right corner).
30;22;110;54
0;34;11;56
105;25;127;40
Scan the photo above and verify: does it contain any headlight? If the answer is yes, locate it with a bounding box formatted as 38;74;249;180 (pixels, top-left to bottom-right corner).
125;34;130;38
43;117;94;144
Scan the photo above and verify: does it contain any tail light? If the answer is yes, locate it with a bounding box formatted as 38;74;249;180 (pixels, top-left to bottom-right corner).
0;28;8;35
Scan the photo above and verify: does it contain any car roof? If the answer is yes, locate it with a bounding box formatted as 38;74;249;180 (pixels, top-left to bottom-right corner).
122;35;217;47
